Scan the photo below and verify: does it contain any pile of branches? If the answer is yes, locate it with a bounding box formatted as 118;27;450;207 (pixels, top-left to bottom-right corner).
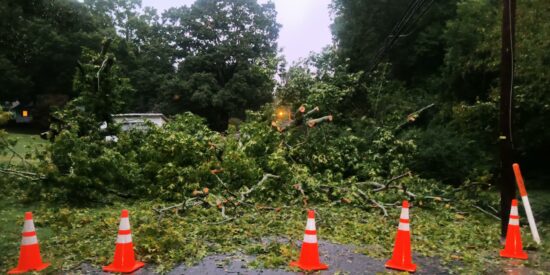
154;173;281;224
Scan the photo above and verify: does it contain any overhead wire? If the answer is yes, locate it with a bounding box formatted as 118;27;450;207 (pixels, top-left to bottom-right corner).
368;0;421;70
399;0;435;37
369;0;426;64
366;0;435;73
371;0;427;66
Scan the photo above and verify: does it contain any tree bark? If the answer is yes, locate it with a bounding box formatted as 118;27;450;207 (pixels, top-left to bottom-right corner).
499;0;516;240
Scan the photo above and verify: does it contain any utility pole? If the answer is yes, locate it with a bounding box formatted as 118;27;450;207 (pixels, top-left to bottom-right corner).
499;0;516;240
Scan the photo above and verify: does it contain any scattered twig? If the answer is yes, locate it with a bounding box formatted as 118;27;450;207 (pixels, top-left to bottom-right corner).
352;189;388;217
395;103;436;131
239;174;279;203
405;190;417;198
304;106;320;117
292;183;308;206
356;181;385;190
417;195;451;202
0;168;44;181
0;168;40;176
370;198;388;217
356;171;412;192
206;217;235;225
220;204;227;219
473;205;501;221
96;56;113;92
255;205;288;211
154;198;197;213
387;171;413;184
105;188;133;199
153;197;204;223
0;137;32;168
487;205;499;215
384;201;402;207
212;174;241;199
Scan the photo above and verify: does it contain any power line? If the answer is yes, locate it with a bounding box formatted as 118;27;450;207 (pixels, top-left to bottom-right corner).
369;0;425;62
369;0;428;71
366;0;435;73
400;0;435;37
368;0;421;68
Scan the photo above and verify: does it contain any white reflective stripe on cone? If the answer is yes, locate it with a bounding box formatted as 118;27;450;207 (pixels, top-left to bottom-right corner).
509;218;519;226
119;218;130;230
400;208;409;220
21;236;38;246
398;222;410;231
116;234;133;244
303;234;317;244
305;218;316;230
510;206;518;216
23;220;35;232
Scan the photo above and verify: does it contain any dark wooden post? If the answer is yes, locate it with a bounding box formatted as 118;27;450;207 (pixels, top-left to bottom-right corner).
499;0;517;240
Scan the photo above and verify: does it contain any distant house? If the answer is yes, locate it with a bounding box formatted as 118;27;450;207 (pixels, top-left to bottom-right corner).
4;95;69;127
6;101;33;124
112;113;168;131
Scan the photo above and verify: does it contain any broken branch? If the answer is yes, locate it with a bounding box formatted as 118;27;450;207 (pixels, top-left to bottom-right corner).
307;115;333;128
472;205;501;221
239;174;280;203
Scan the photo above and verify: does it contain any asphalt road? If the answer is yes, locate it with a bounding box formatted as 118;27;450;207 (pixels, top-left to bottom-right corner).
77;240;452;274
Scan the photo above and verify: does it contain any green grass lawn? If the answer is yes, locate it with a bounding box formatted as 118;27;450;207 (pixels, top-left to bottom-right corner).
0;131;46;165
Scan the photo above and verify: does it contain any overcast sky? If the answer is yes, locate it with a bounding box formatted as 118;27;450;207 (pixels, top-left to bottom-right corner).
141;0;333;65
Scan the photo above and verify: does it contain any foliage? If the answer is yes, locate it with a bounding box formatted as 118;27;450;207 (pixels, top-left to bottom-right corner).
435;0;550;179
43;38;133;140
0;106;11;125
159;0;280;130
330;0;456;82
81;0;177;111
1;0;549;186
32;39;135;203
330;0;550;183
1;1;550;272
0;0;104;102
0;132;46;166
2;187;550;274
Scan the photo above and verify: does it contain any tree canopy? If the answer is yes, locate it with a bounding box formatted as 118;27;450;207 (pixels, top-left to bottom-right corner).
0;0;279;130
0;0;549;185
159;0;280;130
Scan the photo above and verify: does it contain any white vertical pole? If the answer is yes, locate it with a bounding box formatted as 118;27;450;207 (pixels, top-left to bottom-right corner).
513;163;541;244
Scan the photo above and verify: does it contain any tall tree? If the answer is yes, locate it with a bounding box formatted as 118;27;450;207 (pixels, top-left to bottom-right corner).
83;0;176;111
161;0;280;130
0;0;103;102
49;38;134;137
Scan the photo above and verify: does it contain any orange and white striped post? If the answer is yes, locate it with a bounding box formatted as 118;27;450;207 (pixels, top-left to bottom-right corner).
8;212;50;274
512;163;541;244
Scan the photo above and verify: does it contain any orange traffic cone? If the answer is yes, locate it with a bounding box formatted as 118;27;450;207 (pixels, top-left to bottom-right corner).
500;199;528;259
103;210;145;273
8;212;50;274
290;210;329;271
386;200;417;273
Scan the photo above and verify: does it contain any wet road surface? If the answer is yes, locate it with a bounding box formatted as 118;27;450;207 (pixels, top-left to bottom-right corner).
77;240;452;274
